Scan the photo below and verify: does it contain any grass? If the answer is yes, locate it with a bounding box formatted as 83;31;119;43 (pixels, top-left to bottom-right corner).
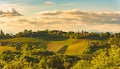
47;39;93;56
0;37;47;52
0;46;16;52
65;39;90;56
0;37;107;56
47;39;106;56
0;37;44;43
47;39;77;53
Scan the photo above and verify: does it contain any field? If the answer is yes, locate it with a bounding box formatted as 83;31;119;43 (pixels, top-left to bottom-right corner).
0;37;44;43
0;38;91;56
0;37;107;56
47;39;95;56
0;37;119;69
0;46;16;52
65;39;90;55
0;37;47;52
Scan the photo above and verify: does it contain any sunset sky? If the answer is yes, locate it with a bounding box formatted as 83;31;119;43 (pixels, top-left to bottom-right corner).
0;0;120;15
0;0;120;33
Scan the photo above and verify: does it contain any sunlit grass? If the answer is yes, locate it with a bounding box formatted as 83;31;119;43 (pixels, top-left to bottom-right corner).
0;46;16;52
47;39;92;56
0;37;44;43
47;39;77;53
65;40;89;55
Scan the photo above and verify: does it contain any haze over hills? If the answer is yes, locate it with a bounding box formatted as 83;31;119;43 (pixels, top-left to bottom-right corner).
0;8;22;17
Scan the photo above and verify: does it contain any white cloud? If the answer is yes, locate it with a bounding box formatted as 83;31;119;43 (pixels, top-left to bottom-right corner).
0;3;47;16
36;10;61;15
0;9;120;33
44;2;54;5
37;9;120;24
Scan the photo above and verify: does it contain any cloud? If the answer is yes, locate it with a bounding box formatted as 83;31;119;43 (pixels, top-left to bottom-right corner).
44;2;54;5
37;9;120;25
0;9;120;33
0;8;22;17
0;3;47;16
36;10;61;15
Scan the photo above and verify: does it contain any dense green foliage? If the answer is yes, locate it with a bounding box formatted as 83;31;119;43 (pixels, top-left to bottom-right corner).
72;46;120;69
0;30;114;40
0;43;80;69
0;30;120;69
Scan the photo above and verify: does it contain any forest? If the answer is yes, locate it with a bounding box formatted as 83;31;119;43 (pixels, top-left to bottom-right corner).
0;30;119;69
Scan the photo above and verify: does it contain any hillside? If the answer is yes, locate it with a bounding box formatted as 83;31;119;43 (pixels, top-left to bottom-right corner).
0;36;119;69
65;39;90;55
0;37;47;52
48;39;91;55
0;46;16;52
47;39;77;53
0;37;44;43
47;39;109;56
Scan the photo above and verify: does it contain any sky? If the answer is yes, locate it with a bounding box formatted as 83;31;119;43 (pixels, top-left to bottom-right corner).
0;0;120;15
0;0;120;33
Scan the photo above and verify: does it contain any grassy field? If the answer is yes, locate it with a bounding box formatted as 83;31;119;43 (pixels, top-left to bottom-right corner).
0;37;44;43
0;46;16;52
47;39;93;56
65;39;90;55
47;39;77;52
0;37;47;52
0;37;107;56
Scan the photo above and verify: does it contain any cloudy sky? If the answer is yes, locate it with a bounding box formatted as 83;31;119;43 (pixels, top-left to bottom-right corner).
0;0;120;33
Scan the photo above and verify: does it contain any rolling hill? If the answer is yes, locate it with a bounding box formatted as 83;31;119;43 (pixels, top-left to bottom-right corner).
0;46;16;52
0;37;47;52
47;39;108;56
47;39;93;56
0;37;44;43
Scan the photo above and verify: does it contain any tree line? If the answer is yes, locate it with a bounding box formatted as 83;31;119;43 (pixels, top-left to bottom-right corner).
0;29;120;40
